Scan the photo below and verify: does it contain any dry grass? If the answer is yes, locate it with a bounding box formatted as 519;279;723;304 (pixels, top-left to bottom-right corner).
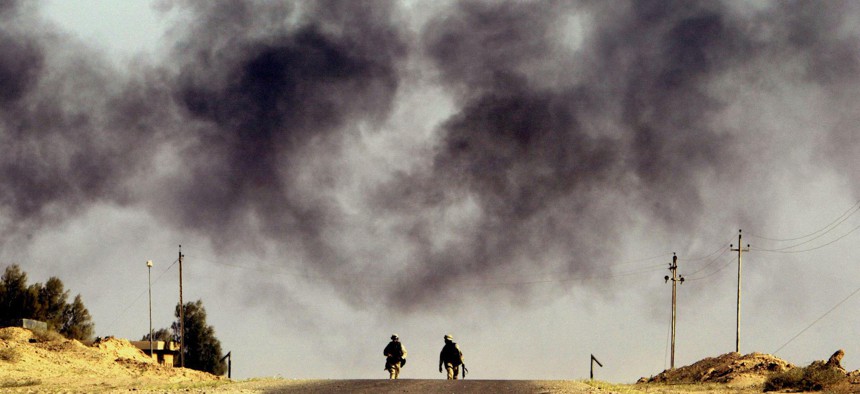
0;347;21;362
31;328;65;343
583;380;645;393
584;380;763;394
0;378;41;388
764;363;847;392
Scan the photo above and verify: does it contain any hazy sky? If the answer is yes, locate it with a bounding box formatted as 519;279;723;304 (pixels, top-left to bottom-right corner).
4;0;860;382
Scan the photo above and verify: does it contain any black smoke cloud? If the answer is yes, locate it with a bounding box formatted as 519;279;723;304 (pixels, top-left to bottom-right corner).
376;0;860;310
160;0;405;253
378;0;753;308
0;2;50;222
0;0;161;236
2;0;860;313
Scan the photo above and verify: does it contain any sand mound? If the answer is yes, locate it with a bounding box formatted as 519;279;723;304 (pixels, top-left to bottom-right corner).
642;352;795;385
0;327;34;342
93;336;153;363
0;328;223;391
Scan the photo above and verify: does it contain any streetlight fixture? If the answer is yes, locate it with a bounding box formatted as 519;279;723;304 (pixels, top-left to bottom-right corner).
146;259;153;359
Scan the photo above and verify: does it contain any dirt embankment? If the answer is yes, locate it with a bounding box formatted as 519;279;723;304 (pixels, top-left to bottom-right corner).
641;352;795;386
5;326;860;393
640;350;860;393
0;327;223;392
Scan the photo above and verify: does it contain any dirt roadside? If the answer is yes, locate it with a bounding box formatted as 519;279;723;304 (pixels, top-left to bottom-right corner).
2;326;857;393
0;327;223;392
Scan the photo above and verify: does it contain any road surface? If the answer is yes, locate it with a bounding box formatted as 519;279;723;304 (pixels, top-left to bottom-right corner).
218;379;603;393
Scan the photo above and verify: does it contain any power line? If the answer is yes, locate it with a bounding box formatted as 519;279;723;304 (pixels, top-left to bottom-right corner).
186;250;675;287
678;238;734;262
104;258;179;334
773;283;860;355
610;252;675;267
751;222;860;254
748;199;860;243
175;218;856;296
684;247;730;277
463;264;668;288
684;257;734;282
186;242;742;289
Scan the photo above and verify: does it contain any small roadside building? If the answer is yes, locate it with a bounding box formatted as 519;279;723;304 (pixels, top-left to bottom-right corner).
130;340;180;367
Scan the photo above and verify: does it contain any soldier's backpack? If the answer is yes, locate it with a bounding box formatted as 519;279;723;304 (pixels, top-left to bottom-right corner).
441;342;462;366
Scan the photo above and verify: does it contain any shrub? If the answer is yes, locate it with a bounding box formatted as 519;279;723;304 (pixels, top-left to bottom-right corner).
31;328;65;343
0;347;21;362
764;367;803;391
765;363;846;392
0;378;40;388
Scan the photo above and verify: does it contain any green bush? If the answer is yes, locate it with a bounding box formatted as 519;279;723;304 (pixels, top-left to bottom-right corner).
765;363;846;392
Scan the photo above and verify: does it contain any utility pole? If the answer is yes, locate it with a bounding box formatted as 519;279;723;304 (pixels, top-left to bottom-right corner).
664;253;684;369
178;245;185;368
730;229;749;354
146;260;153;359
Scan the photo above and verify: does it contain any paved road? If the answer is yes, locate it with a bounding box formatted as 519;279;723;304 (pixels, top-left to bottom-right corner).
220;379;603;393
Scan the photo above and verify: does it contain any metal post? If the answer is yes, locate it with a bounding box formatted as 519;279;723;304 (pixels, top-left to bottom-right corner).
179;245;185;368
147;260;153;359
221;351;232;379
590;354;603;380
730;230;749;354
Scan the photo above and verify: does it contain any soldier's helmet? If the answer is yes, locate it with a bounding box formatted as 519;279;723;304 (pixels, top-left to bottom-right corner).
444;334;453;341
391;334;399;340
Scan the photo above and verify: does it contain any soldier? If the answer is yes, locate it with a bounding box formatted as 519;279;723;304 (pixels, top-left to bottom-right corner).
438;334;464;379
383;334;407;379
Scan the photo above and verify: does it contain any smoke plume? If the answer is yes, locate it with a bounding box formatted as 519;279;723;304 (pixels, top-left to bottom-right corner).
2;0;860;314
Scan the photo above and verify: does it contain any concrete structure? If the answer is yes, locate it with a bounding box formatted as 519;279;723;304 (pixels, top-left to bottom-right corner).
130;340;179;367
2;318;48;331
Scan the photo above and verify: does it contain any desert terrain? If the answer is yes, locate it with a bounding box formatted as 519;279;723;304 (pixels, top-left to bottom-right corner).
2;326;859;393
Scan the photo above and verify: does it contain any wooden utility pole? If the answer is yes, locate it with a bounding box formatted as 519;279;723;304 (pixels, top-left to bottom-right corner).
590;354;603;380
730;230;749;354
179;245;185;368
664;253;684;369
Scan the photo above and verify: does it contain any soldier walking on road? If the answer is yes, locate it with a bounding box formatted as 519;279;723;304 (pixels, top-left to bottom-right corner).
438;334;464;380
383;334;407;379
